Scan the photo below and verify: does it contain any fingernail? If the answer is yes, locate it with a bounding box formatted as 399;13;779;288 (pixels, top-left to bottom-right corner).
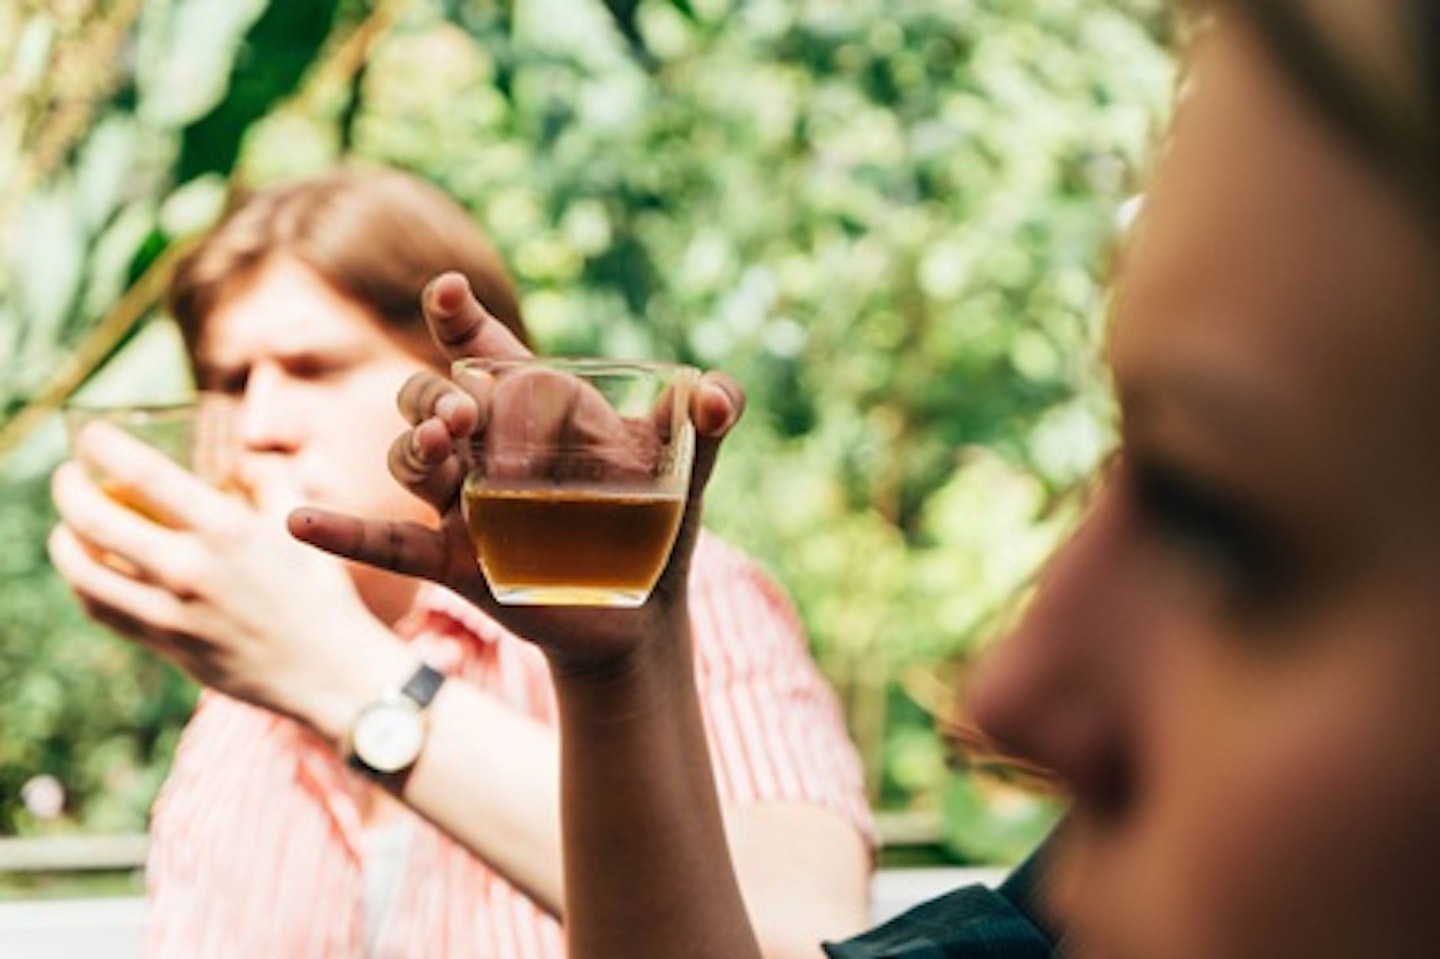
424;275;451;309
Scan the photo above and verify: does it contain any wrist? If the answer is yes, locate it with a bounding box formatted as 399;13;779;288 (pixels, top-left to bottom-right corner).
547;615;697;725
345;662;448;784
299;627;418;751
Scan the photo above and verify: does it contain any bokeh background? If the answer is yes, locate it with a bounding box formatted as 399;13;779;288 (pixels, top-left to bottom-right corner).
1;0;1176;890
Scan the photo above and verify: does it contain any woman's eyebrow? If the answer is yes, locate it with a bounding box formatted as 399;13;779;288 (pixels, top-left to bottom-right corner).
1118;361;1294;462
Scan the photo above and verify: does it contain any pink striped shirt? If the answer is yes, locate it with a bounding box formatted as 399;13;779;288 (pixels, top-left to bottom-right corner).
145;533;873;958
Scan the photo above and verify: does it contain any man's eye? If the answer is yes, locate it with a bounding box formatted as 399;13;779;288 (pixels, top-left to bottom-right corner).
285;355;342;381
1126;460;1286;605
202;369;248;396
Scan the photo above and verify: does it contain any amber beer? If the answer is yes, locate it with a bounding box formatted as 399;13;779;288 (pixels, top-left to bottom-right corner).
98;479;174;526
454;356;698;608
464;485;685;606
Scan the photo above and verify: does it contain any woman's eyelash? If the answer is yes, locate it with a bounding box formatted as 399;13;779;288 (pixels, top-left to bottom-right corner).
1126;459;1283;594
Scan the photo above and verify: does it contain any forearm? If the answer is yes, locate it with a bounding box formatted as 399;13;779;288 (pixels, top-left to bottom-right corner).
727;805;873;958
279;562;859;954
398;680;565;911
297;624;567;912
294;621;869;945
551;619;762;959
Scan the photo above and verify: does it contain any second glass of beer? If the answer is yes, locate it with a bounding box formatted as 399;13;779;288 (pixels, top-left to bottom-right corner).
454;357;699;608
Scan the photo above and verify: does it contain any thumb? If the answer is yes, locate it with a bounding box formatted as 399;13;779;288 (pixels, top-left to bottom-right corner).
423;272;533;363
688;372;746;496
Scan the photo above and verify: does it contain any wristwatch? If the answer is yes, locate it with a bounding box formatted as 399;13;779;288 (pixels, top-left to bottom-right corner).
346;663;447;779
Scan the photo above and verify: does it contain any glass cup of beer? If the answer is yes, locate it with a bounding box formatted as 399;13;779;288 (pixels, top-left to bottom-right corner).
454;357;699;608
62;394;237;521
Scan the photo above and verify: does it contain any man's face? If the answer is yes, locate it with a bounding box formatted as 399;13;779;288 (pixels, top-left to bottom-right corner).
194;254;437;529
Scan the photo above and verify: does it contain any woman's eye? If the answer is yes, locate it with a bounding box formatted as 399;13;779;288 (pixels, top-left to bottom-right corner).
1125;459;1286;606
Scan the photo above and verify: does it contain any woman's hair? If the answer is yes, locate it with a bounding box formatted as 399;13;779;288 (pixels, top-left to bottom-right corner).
1227;0;1440;231
167;166;528;368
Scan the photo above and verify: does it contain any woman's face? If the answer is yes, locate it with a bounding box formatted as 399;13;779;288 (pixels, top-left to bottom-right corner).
969;9;1440;959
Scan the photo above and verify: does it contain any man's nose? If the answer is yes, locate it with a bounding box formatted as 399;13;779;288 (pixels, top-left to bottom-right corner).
237;365;300;452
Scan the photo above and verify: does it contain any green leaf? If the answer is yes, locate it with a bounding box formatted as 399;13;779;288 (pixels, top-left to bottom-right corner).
134;0;271;128
73;116;140;233
174;0;344;180
11;188;84;370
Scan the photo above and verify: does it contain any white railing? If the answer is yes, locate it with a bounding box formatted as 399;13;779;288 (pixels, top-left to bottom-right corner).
0;834;148;874
0;816;1006;957
0;896;147;959
0;868;1002;959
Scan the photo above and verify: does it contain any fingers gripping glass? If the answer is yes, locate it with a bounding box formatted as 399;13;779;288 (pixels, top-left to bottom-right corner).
62;396;237;522
454;358;699;608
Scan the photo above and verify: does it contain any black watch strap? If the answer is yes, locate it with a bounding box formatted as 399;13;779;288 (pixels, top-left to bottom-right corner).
401;662;446;708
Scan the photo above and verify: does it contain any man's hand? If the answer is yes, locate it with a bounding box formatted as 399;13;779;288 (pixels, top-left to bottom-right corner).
50;423;407;739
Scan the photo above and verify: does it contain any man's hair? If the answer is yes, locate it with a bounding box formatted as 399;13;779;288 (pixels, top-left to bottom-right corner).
167;166;528;369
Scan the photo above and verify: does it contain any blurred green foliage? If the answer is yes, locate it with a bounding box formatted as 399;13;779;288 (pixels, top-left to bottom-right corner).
0;0;1175;865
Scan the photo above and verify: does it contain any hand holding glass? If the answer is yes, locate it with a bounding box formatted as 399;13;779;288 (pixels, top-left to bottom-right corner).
456;358;698;608
63;397;236;522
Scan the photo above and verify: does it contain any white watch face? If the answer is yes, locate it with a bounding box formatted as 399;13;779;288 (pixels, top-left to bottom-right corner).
352;700;425;774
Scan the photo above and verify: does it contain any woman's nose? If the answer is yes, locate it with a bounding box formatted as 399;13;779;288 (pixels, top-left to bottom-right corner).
236;365;300;453
965;485;1154;813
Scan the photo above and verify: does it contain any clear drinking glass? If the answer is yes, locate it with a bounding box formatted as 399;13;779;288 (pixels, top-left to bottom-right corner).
454;357;699;608
62;394;237;521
